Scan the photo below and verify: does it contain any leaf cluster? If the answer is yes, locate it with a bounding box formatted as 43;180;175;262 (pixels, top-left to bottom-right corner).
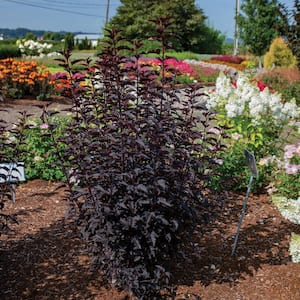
60;21;225;299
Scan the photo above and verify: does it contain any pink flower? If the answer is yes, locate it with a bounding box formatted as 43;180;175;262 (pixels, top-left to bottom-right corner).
40;123;49;129
72;73;85;81
53;72;68;80
207;127;221;135
284;144;298;159
285;164;300;175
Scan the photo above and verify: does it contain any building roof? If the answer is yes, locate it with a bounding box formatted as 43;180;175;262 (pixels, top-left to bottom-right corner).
74;34;102;40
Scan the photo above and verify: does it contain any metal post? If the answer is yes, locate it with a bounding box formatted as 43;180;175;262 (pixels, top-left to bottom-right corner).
231;174;254;256
105;0;110;25
233;0;239;56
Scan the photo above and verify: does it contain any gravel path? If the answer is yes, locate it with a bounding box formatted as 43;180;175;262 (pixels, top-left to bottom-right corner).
0;98;72;129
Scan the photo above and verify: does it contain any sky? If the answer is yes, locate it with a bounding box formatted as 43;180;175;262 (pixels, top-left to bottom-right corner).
0;0;296;38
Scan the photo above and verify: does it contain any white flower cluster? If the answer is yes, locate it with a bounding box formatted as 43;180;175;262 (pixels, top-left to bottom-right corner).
206;72;300;126
290;233;300;263
272;195;300;224
272;196;300;263
17;39;54;58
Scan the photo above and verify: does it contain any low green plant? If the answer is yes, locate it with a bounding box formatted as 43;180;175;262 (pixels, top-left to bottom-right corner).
25;114;68;181
212;141;274;191
282;82;300;105
5;113;70;181
0;44;21;59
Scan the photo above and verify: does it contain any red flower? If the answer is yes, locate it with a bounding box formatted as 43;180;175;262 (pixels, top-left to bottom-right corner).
250;78;267;91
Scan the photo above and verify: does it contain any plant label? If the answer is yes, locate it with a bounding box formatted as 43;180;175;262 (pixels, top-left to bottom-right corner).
244;149;258;178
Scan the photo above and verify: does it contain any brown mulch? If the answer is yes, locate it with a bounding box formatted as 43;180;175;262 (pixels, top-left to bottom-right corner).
0;180;300;300
1;98;300;299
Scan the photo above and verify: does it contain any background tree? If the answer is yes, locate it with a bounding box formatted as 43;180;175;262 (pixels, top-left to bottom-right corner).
278;0;300;68
107;0;224;53
238;0;283;67
64;33;75;51
76;37;92;50
43;31;64;41
24;32;37;41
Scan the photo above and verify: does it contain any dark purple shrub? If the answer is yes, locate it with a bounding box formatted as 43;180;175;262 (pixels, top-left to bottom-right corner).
61;18;225;299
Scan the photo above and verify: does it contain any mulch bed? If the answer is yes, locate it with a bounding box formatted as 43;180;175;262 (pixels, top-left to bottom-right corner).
1;179;300;300
1;98;300;299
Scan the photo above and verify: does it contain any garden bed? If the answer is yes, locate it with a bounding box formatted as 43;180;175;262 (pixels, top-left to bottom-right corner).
1;180;300;299
1;95;300;299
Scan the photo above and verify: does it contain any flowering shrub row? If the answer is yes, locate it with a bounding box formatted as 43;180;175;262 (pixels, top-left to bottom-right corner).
124;57;219;84
0;58;55;100
16;39;55;58
211;55;245;64
0;56;221;101
202;55;246;71
203;58;246;71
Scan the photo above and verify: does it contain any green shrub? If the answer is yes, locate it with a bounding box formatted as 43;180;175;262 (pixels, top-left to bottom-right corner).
1;114;70;181
264;37;298;69
0;44;21;59
20;114;69;181
282;82;300;105
212;142;274;192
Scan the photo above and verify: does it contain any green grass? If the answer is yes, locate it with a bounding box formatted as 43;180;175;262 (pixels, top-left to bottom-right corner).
47;66;65;74
36;51;97;70
144;51;200;61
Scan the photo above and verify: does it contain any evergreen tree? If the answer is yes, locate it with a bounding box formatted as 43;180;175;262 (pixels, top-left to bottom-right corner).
64;33;75;51
278;0;300;68
107;0;224;53
238;0;283;67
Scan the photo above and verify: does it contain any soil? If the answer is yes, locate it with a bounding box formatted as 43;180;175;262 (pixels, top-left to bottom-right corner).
1;99;300;300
